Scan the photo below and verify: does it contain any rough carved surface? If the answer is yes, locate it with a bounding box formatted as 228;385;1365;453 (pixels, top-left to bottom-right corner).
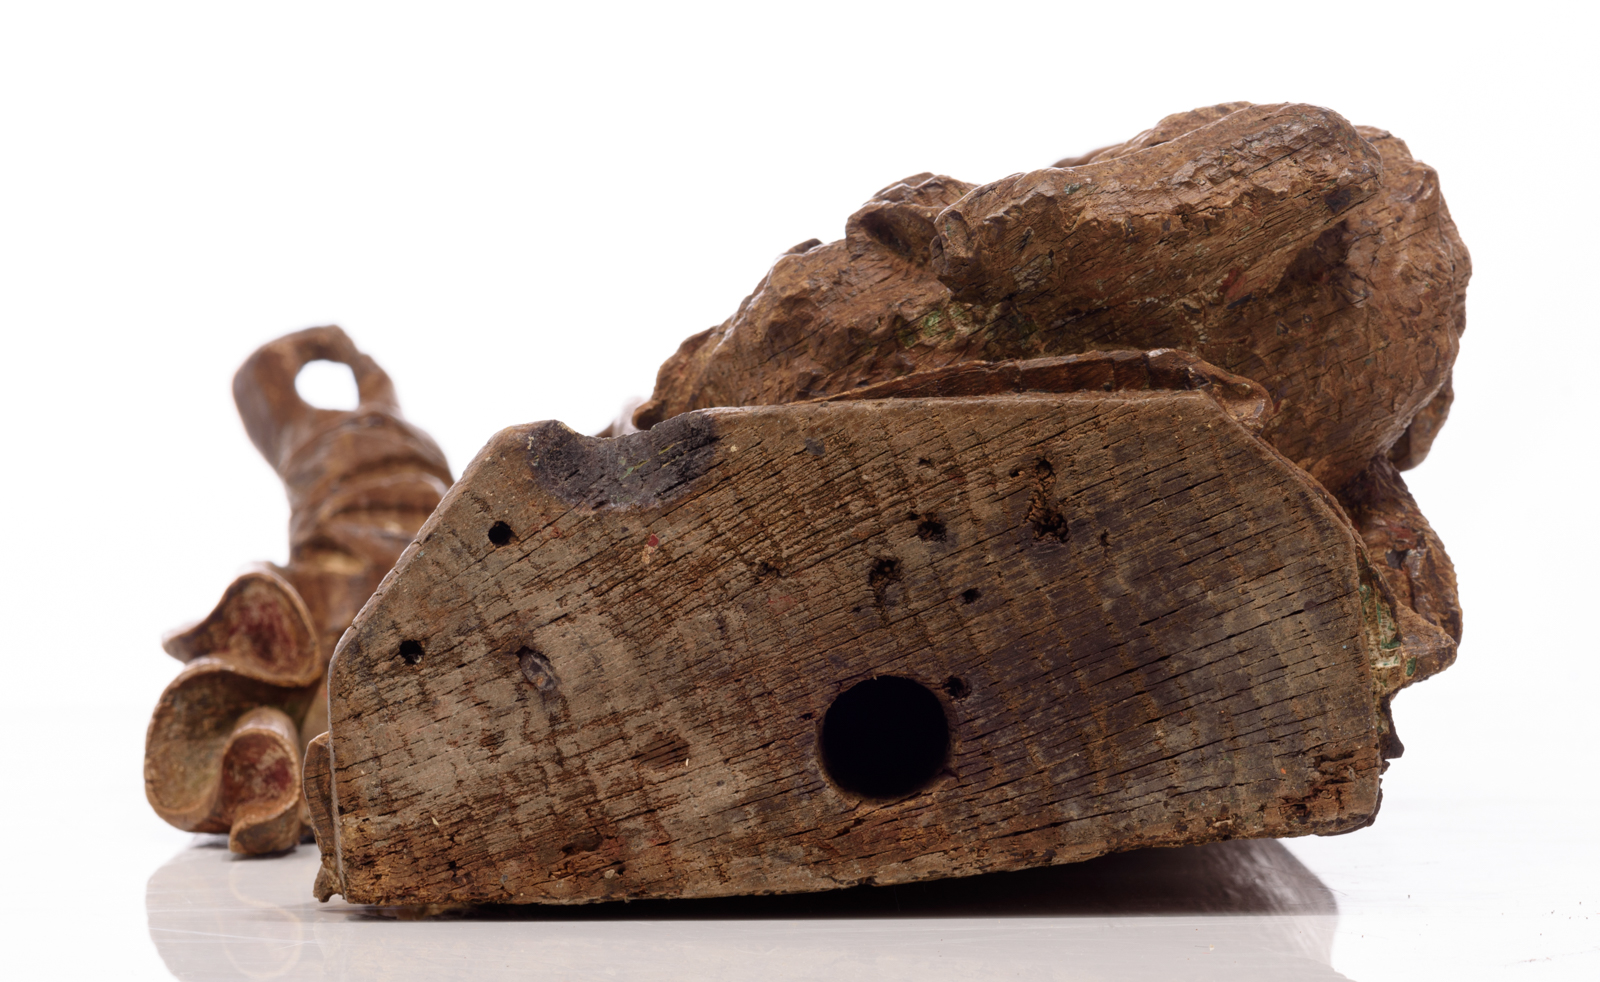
306;353;1442;905
145;327;451;853
632;100;1466;713
1336;457;1461;654
294;102;1467;904
634;102;1469;493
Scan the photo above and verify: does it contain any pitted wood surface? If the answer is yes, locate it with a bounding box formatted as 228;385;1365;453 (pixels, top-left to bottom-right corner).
314;390;1392;905
634;102;1469;492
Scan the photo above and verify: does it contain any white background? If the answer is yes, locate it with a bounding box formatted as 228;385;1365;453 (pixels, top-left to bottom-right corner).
1;2;1595;979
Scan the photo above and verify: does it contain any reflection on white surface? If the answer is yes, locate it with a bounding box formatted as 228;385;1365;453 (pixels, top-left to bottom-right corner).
148;839;1347;981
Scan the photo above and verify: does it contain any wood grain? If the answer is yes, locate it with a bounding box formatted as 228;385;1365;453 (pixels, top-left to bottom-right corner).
308;373;1416;904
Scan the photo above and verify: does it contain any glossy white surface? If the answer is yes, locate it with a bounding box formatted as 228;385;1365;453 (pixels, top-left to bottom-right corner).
136;795;1596;981
148;840;1342;981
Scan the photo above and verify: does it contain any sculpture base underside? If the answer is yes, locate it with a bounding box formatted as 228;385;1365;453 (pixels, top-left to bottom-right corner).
302;390;1401;908
307;390;1397;906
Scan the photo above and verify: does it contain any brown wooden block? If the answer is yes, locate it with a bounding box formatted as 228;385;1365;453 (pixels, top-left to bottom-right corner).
306;353;1428;905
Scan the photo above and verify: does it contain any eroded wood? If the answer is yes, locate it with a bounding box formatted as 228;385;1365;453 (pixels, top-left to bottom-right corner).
633;102;1470;492
292;102;1469;902
629;101;1466;707
309;360;1428;905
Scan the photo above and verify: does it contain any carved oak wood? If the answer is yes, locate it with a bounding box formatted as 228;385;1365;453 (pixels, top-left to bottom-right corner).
305;351;1433;905
145;327;450;853
633;99;1466;715
288;102;1468;903
634;102;1469;493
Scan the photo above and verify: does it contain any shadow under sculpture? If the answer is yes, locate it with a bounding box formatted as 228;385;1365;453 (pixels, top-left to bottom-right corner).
148;837;1346;982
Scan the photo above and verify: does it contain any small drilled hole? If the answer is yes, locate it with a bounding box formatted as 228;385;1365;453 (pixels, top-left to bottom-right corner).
960;588;981;604
398;639;424;665
943;676;971;699
820;676;949;799
488;521;514;546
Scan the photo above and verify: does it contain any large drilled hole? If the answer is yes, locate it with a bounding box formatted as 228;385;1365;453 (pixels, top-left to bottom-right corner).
820;676;949;799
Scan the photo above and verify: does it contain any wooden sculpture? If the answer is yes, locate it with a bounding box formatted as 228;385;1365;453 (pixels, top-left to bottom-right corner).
636;102;1467;490
637;100;1465;695
304;102;1467;904
145;327;451;853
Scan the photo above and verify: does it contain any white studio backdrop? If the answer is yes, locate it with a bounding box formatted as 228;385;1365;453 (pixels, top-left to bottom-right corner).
1;2;1595;979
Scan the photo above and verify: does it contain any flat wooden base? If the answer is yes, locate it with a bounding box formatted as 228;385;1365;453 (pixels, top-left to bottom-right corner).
307;385;1400;905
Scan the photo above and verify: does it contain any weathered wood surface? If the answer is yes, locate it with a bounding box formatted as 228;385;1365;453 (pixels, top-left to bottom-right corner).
306;351;1436;905
633;102;1470;493
233;326;454;669
145;326;451;853
146;567;322;852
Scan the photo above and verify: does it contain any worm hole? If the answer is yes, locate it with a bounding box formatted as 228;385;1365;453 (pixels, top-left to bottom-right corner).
488;521;514;546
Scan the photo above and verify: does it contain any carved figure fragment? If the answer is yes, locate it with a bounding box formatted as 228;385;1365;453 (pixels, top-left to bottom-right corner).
146;327;451;853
